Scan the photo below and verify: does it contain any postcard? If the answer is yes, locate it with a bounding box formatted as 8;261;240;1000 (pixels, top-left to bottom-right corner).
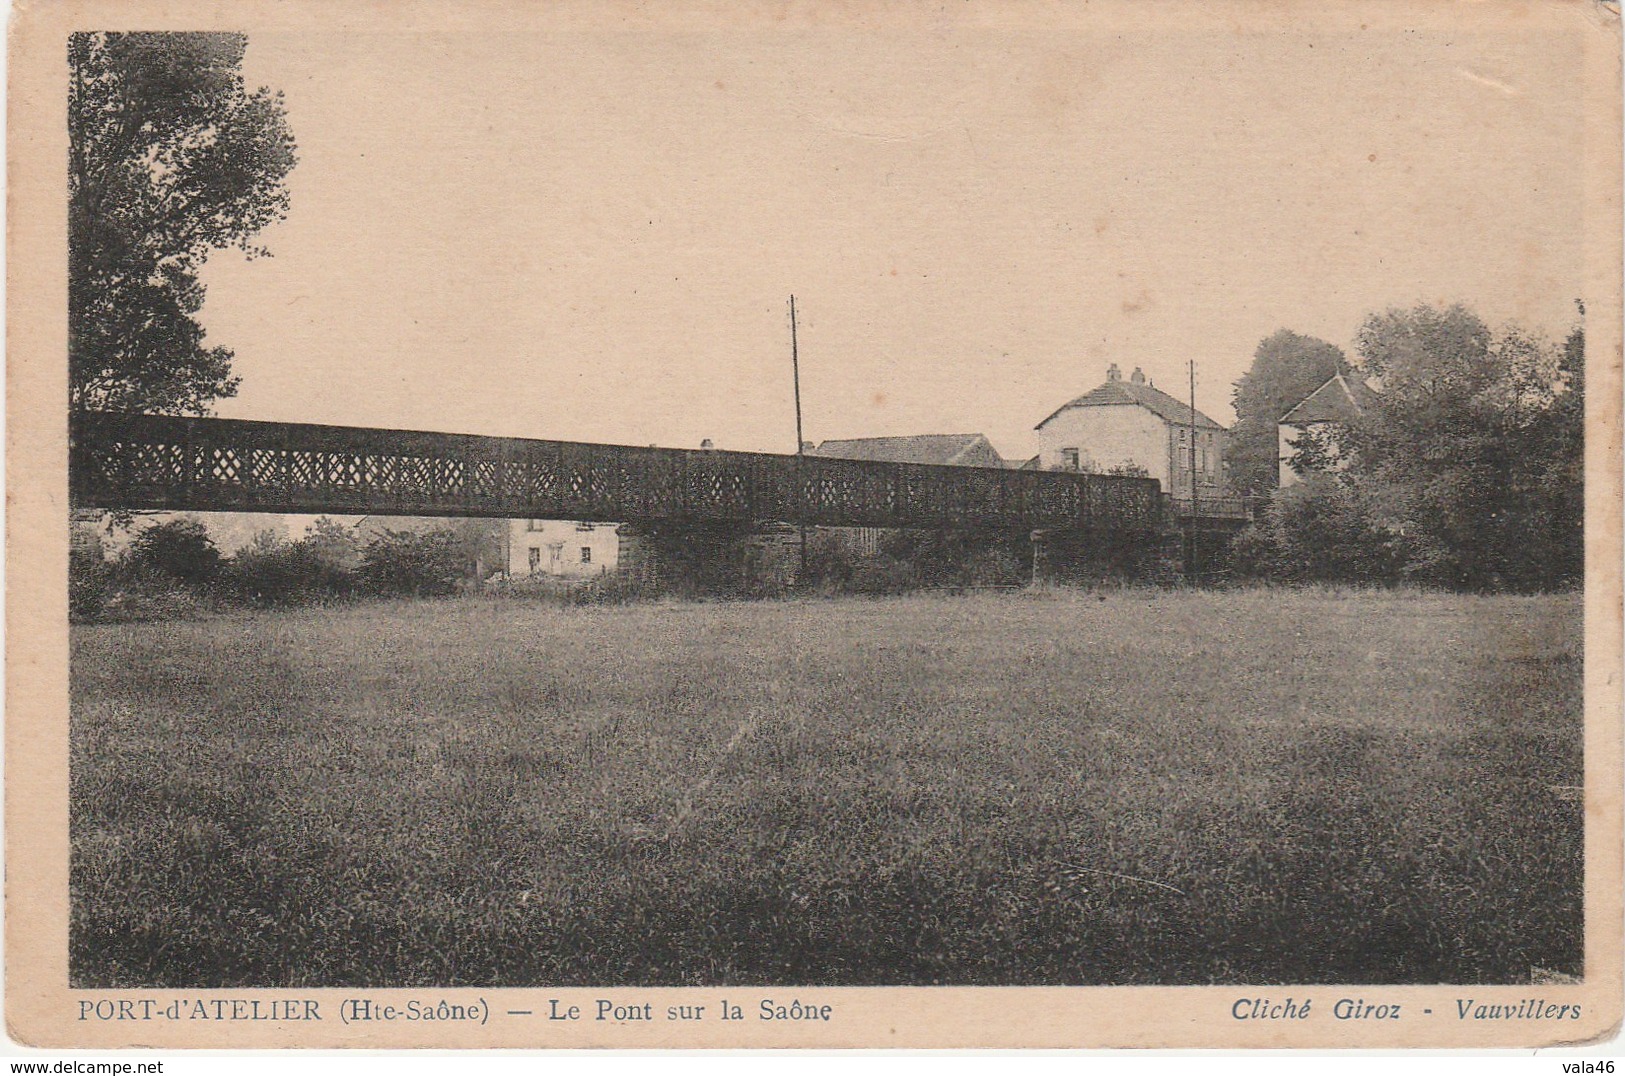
8;0;1621;1050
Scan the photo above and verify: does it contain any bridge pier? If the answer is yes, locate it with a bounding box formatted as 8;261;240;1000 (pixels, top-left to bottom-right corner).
616;521;803;594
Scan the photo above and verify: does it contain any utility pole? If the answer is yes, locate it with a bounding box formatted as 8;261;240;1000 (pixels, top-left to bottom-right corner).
1189;359;1199;583
791;295;804;456
790;296;807;579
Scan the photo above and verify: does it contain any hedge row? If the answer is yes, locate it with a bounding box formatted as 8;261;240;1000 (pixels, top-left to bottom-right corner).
70;519;475;622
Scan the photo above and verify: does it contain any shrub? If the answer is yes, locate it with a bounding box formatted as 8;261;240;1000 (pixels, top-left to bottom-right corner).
70;518;224;622
93;564;216;622
303;517;362;573
1254;476;1407;585
882;529;1026;589
619;523;765;598
1224;522;1280;582
567;571;668;606
127;517;222;588
801;532;914;596
224;533;356;606
69;538;113;622
358;528;468;597
483;570;655;605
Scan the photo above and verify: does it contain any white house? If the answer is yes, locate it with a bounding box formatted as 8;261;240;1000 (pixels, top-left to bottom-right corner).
506;519;619;578
1277;373;1377;487
1034;364;1226;499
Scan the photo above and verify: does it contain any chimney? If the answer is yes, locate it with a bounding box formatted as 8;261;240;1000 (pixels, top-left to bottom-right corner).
1107;363;1121;382
1130;367;1146;385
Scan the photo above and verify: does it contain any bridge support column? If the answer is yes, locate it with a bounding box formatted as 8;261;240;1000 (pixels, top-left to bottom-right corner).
743;523;803;591
614;521;804;594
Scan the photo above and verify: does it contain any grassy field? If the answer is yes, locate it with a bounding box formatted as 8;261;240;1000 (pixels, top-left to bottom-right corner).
70;587;1583;987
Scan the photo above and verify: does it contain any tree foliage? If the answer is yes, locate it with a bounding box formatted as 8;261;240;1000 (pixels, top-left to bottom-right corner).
1284;423;1345;479
69;32;297;415
1239;302;1584;592
127;517;223;587
359;529;471;598
1343;303;1579;591
1229;330;1351;496
223;528;356;606
1244;475;1406;584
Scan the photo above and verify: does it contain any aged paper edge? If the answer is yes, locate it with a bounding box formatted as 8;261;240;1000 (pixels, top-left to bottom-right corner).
6;0;1622;1050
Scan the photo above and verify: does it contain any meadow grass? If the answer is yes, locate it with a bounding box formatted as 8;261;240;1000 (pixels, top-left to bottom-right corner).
69;588;1583;987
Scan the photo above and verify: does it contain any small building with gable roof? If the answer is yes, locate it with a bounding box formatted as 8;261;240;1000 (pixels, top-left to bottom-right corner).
1277;372;1378;487
808;433;1007;470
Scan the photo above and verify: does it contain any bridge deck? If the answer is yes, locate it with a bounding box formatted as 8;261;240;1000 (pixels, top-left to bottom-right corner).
70;411;1171;534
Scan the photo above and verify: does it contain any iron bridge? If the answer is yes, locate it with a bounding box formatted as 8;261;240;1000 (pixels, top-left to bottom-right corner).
69;410;1172;534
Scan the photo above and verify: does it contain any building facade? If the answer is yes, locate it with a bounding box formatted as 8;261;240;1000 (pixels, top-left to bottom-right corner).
1034;364;1226;499
506;519;619;578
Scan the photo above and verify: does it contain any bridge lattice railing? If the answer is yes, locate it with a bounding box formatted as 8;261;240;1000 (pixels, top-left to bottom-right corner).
69;411;1167;533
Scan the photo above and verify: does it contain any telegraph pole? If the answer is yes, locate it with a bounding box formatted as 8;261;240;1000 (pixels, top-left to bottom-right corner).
791;295;804;456
1189;359;1199;583
790;296;807;579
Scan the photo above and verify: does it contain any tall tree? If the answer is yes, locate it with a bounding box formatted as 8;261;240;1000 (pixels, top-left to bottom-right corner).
1520;303;1586;587
1345;302;1574;591
69;32;297;415
1229;329;1350;496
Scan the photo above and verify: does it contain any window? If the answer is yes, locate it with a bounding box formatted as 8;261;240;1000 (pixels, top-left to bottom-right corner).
528;548;541;573
526;520;545;532
580;546;592;564
576;522;595;532
1061;448;1080;471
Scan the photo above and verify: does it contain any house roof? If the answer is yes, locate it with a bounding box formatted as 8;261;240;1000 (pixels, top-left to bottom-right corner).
810;434;1002;468
1036;378;1224;431
1280;373;1378;426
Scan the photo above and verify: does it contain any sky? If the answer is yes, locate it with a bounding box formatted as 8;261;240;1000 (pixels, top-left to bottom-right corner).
196;14;1589;463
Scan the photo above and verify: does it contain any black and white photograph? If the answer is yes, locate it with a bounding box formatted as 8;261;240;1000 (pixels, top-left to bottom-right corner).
9;0;1622;1051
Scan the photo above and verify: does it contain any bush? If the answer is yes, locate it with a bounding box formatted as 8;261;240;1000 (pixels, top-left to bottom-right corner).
566;571;668;606
1251;476;1407;585
1225;522;1280;582
801;532;915;596
93;564;217;622
484;570;662;606
303;517;362;573
618;523;787;598
69;540;114;622
68;518;224;622
882;529;1026;589
224;533;356;606
802;528;1032;594
359;528;468;597
127;518;222;588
